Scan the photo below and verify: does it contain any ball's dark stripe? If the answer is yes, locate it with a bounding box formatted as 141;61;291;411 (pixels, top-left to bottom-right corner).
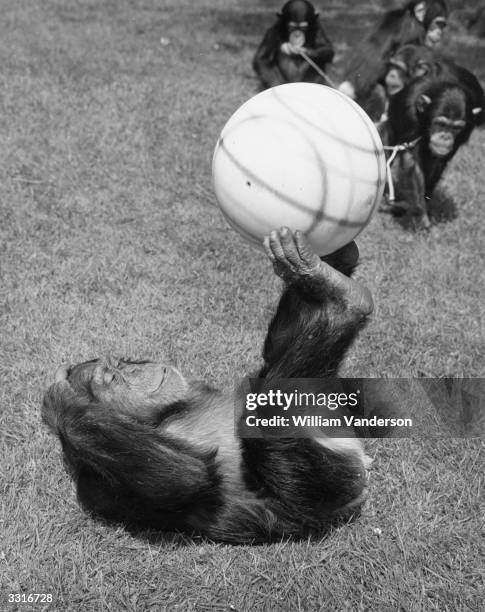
218;134;364;229
269;84;383;236
323;91;358;230
334;89;386;221
219;131;315;216
300;125;328;234
228;111;381;190
271;84;384;156
214;141;311;235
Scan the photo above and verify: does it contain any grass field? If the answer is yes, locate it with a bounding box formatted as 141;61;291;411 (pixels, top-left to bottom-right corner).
0;0;484;610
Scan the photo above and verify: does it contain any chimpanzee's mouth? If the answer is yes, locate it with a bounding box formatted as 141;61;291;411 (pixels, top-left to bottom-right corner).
430;144;451;157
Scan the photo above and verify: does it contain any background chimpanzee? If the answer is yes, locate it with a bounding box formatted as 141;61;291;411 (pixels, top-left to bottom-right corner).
422;1;448;47
252;0;334;89
382;45;485;125
42;229;373;543
382;45;434;99
373;44;484;139
339;0;448;118
384;76;483;228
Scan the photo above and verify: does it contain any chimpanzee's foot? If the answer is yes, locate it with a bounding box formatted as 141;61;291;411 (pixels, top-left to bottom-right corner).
263;228;373;315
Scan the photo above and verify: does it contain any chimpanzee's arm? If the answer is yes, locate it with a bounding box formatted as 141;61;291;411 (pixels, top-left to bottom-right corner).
42;381;222;529
343;12;414;102
241;229;371;527
303;24;334;65
252;27;286;88
259;228;373;379
389;147;431;228
344;47;389;102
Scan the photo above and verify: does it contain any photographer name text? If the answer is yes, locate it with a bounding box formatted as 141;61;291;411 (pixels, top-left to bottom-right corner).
245;414;413;428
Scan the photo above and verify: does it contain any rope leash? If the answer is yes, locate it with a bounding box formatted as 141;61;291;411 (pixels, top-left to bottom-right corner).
382;137;421;202
295;48;338;89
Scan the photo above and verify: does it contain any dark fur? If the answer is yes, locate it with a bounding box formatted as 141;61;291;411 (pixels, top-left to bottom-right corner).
386;76;478;225
343;1;448;106
42;250;370;543
43;384;224;530
387;45;485;125
252;0;334;88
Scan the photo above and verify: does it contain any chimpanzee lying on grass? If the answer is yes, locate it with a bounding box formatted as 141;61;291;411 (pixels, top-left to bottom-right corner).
43;228;373;543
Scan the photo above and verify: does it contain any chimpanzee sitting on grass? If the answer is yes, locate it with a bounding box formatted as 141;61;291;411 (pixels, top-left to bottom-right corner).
253;0;334;88
42;228;373;543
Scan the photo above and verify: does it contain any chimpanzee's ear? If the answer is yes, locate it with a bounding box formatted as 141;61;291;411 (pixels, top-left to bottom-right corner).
276;11;282;18
416;94;432;113
413;1;427;22
314;11;320;17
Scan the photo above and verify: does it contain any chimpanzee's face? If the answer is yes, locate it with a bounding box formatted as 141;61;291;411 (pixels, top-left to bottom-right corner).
428;115;465;156
420;88;467;158
288;20;308;46
280;0;315;46
69;357;188;407
425;17;447;47
385;67;407;96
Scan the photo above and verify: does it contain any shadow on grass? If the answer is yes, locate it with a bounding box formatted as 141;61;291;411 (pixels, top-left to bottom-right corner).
379;186;458;231
428;187;459;224
115;509;364;547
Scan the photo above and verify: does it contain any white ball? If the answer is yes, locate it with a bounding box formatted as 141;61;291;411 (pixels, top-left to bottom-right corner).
212;83;386;255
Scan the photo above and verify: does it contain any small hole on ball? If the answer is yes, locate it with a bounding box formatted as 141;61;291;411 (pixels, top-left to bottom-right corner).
246;181;251;187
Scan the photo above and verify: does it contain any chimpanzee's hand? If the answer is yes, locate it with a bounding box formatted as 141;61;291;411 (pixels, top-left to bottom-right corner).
263;228;373;315
263;227;321;283
280;42;301;55
263;227;358;281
